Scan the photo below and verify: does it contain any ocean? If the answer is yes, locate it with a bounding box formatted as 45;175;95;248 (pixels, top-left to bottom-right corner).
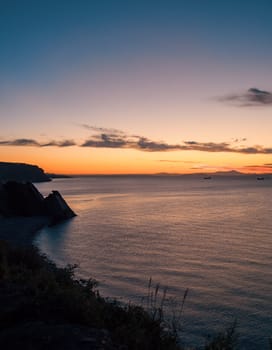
35;176;272;349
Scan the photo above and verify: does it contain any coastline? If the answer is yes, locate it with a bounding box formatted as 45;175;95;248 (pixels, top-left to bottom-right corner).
0;217;240;349
0;216;184;350
0;216;50;247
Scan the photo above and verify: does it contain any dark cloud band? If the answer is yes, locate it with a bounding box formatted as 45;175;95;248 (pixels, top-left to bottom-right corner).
1;128;272;155
0;139;76;147
0;139;40;146
218;87;272;106
81;130;272;154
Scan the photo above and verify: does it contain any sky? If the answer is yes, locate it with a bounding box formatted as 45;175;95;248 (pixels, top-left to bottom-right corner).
1;0;272;174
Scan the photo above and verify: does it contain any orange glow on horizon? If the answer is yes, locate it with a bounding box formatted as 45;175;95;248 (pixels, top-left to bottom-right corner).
1;145;272;175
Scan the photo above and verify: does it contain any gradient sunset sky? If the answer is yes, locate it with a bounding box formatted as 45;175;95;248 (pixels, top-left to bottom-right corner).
1;0;272;174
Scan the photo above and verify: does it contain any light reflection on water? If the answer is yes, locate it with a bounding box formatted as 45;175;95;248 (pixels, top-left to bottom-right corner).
36;176;272;349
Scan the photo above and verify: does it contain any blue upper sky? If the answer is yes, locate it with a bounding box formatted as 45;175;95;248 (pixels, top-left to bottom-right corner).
1;0;272;173
1;0;272;86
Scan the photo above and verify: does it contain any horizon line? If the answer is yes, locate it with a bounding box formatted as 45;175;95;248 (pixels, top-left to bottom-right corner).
48;171;272;177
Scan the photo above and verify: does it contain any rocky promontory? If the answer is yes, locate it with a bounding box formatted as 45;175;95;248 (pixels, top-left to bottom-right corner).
0;181;76;224
0;162;51;183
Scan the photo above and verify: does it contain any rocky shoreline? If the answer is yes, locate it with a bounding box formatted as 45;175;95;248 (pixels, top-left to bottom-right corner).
0;181;179;350
0;183;239;349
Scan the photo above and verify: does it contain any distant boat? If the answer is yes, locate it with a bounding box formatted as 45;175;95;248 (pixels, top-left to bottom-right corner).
257;177;264;180
203;176;212;180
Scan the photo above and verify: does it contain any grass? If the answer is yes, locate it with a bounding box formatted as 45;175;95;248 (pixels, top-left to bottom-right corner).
0;240;180;349
0;239;246;349
143;277;189;339
204;321;238;350
142;279;239;350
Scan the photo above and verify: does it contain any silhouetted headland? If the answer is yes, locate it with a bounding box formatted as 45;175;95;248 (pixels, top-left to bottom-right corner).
0;162;51;182
46;173;72;179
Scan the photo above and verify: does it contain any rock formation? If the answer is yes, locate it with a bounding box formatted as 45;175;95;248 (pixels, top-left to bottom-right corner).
0;182;76;224
44;190;76;224
0;162;51;183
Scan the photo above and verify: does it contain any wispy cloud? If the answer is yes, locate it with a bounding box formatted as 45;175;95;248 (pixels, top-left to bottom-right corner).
158;160;189;163
0;139;40;146
183;141;272;154
183;141;232;152
244;164;272;168
81;133;183;152
82;133;128;148
218;87;272;106
0;138;76;147
2;127;272;155
242;164;272;172
136;137;182;152
41;140;76;147
80;124;125;135
232;138;247;143
189;165;230;171
81;129;272;154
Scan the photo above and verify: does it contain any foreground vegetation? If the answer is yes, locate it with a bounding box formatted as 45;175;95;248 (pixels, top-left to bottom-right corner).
0;240;239;349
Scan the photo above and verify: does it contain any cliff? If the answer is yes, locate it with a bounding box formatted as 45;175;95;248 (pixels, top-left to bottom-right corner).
44;190;76;224
0;181;76;223
0;162;50;182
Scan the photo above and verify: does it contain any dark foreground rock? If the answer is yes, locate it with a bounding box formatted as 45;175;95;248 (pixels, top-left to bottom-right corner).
0;181;45;216
0;182;76;224
0;162;51;183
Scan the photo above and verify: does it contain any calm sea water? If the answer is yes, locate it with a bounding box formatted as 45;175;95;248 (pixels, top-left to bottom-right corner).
35;176;272;349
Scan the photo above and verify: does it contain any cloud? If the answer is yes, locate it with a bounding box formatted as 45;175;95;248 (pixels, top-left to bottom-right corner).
158;160;188;163
41;140;76;147
240;146;272;154
218;87;272;106
136;137;182;152
245;163;272;169
0;138;40;146
80;124;125;135
184;141;272;154
183;141;232;152
184;141;198;145
242;164;272;172
244;164;272;168
0;138;76;147
232;138;247;143
81;133;184;152
190;165;221;170
2;127;272;156
82;133;128;148
81;130;272;154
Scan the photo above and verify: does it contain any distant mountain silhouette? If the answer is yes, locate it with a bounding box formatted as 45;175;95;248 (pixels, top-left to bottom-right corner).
209;170;243;176
0;162;50;183
46;173;72;179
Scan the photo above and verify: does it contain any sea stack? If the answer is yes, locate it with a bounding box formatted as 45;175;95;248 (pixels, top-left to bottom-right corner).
0;182;76;224
44;190;76;224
